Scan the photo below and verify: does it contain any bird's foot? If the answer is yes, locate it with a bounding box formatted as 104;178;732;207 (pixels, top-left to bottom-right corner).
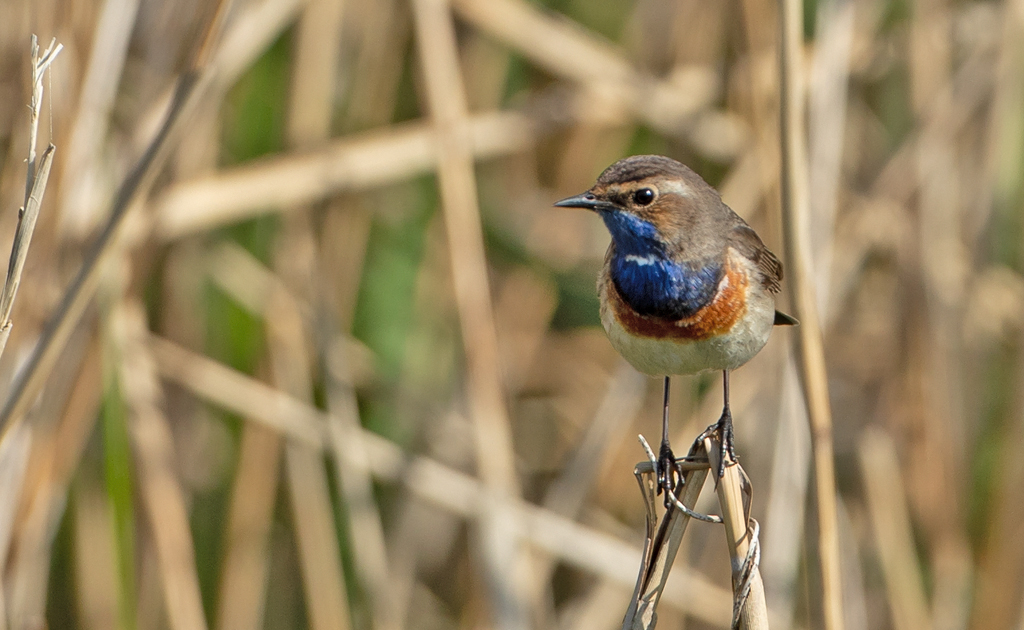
692;407;737;479
657;440;680;508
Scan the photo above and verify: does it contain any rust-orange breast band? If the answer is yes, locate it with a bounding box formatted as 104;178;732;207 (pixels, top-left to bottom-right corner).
604;257;749;342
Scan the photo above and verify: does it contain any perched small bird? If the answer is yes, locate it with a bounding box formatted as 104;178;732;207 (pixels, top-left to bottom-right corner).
555;155;795;498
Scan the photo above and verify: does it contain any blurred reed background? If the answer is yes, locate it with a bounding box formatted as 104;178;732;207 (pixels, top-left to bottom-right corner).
0;0;1022;628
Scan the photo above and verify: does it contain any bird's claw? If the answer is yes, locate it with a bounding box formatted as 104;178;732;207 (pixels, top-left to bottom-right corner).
657;441;680;507
692;407;737;479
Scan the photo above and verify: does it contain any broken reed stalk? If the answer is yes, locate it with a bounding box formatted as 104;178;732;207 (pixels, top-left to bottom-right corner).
622;435;767;630
621;440;710;630
0;36;62;361
705;438;769;630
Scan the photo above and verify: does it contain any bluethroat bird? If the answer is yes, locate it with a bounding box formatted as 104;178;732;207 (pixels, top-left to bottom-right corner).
555;155;796;501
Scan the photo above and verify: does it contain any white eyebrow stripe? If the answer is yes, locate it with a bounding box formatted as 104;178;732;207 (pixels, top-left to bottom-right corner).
624;254;658;266
657;180;692;197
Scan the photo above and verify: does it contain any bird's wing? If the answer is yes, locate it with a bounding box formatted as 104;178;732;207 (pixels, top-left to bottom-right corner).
727;225;783;294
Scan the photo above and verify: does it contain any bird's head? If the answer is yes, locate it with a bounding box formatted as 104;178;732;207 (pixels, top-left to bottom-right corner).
554;155;724;256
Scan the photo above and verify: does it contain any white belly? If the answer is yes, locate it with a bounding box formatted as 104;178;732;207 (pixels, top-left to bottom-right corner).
600;289;776;375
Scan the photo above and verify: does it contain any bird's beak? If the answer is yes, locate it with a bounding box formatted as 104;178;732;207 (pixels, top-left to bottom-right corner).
553;192;616;212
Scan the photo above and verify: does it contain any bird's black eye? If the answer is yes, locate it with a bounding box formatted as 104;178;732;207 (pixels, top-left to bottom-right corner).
633;188;655;206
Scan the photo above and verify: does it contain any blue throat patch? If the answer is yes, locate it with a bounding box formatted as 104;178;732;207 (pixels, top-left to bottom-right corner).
601;210;722;320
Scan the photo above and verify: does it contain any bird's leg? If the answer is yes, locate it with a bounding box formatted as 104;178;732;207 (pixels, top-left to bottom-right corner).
715;370;735;479
657;375;679;506
691;370;736;479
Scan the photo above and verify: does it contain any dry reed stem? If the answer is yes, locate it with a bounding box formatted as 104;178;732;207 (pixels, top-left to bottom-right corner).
0;36;61;362
215;423;281;630
286;0;400;622
973;283;1024;626
0;423;31;628
621;444;711;630
315;218;393;628
267;277;353;630
147;336;735;627
908;5;976;629
0;36;62;630
202;244;280;630
569;580;632;630
0;4;228;444
345;0;408;129
0;145;54;359
5;331;102;627
542;362;646;516
113;299;207;630
211;0;305;89
451;0;719;137
704;438;769;630
324;347;396;627
22;37;60;193
280;447;353;630
871;48;994;205
72;476;121;630
493;270;558;393
209;239;391;630
411;0;532;626
836;499;870;630
621;435;776;630
778;0;845;627
56;0;138;237
121;0;301;172
735;0;782;244
760;4;854;622
858;427;931;630
807;0;854;316
266;3;355;629
164;228;269;617
286;0;342;145
760;360;810;629
521;362;645;624
153;111;534;239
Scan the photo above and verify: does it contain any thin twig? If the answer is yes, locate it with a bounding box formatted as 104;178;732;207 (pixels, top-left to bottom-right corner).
23;37;62;198
778;0;845;626
0;145;55;359
0;36;63;361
